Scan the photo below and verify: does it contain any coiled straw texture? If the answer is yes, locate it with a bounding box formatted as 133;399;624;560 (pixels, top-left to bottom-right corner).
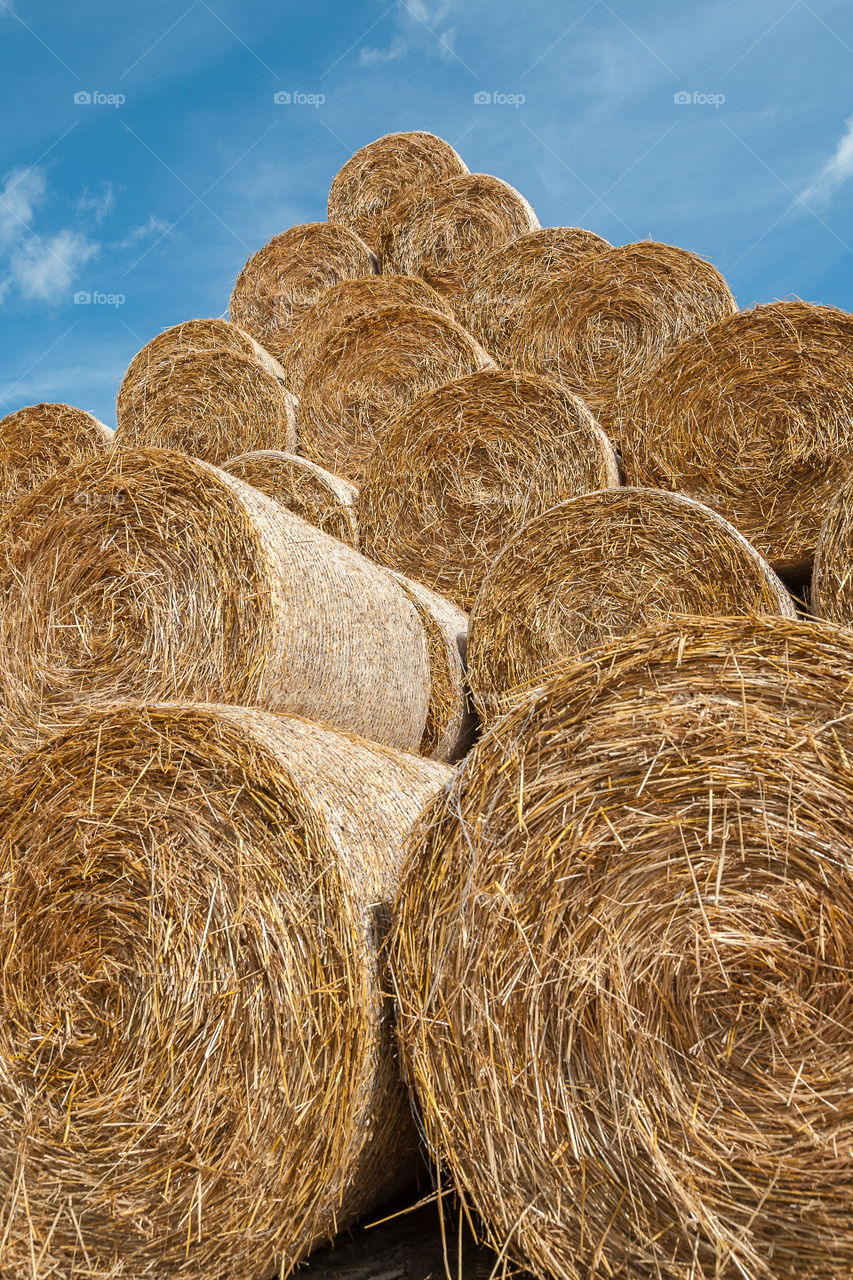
0;402;113;515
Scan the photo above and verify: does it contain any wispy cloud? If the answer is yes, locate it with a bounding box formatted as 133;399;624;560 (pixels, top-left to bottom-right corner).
360;0;459;67
8;229;98;302
0;167;99;305
801;115;853;209
114;213;172;249
360;34;406;64
76;182;118;225
0;167;46;251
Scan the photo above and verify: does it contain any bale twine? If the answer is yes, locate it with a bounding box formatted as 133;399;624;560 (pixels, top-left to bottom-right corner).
462;227;611;362
625;300;853;574
279;274;452;396
299;305;494;484
327;130;469;254
813;471;853;624
378;174;540;307
358;370;621;610
0;447;431;755
114;347;298;465
0;402;113;515
222;449;359;547
508;240;736;436
466;486;796;722
230;222;377;362
0;701;451;1280
391;615;853;1280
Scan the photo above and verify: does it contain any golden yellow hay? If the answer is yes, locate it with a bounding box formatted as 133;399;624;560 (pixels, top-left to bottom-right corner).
221;449;359;548
0;402;113;515
298;304;495;484
358;369;621;610
466;486;796;722
230;221;377;361
814;471;853;624
625;300;853;574
0;701;450;1279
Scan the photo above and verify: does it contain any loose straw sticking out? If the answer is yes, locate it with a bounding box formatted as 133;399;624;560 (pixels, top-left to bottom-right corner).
509;240;736;438
0;402;113;515
626;300;853;574
222;449;360;548
230;221;377;362
280;274;452;396
0;701;450;1280
391;613;853;1280
0;447;431;756
328;130;469;254
461;227;611;362
379;173;541;307
299;305;495;484
467;486;795;723
359;370;621;611
114;347;298;465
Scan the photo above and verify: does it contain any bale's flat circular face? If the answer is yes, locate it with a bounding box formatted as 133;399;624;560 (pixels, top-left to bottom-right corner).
222;449;360;547
625;301;853;572
0;402;113;514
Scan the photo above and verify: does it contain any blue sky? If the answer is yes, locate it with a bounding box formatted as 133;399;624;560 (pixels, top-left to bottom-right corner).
0;0;852;427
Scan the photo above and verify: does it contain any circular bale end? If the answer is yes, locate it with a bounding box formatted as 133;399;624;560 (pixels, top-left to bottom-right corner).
0;402;113;515
328;130;469;253
358;369;621;610
0;702;450;1280
625;300;853;574
467;486;796;722
299;304;495;484
222;449;359;547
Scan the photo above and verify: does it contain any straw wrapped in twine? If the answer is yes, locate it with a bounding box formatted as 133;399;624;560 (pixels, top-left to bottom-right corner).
0;402;113;516
222;449;360;547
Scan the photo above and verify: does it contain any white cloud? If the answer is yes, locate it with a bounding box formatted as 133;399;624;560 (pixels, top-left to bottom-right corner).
360;35;406;65
359;0;458;68
8;229;98;303
801;116;853;209
114;213;172;249
0;167;46;251
76;182;117;225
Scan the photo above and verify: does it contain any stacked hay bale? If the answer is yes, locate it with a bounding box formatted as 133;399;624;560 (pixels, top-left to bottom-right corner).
0;402;113;514
814;471;853;623
392;614;853;1280
0;702;450;1280
358;370;621;610
222;449;360;547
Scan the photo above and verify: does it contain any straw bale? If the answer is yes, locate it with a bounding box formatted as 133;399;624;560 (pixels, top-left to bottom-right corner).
229;222;377;362
222;449;359;547
0;447;430;755
358;370;620;610
625;300;853;573
813;470;853;624
0;701;450;1279
298;305;494;484
392;614;853;1280
0;402;113;515
466;486;796;722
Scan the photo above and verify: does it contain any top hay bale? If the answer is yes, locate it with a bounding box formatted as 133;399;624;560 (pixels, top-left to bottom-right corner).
0;402;113;515
625;300;853;573
230;221;377;362
508;240;736;437
328;130;469;253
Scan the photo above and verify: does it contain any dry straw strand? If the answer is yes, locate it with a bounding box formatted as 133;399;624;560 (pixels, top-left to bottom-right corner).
625;299;853;573
0;402;113;516
466;486;796;722
222;449;360;548
358;369;621;610
814;470;853;624
0;701;450;1280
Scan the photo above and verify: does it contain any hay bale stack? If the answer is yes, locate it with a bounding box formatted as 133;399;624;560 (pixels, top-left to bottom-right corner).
299;305;494;484
0;702;450;1280
462;227;611;362
509;241;736;436
328;130;469;254
0;447;431;755
379;174;540;307
358;370;621;610
0;402;113;515
625;300;853;574
814;471;853;624
280;274;452;395
392;616;853;1280
230;222;377;362
467;487;795;721
222;449;359;547
114;347;298;465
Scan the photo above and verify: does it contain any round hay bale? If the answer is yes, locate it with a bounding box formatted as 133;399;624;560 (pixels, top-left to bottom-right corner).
467;486;796;722
0;447;431;755
462;226;611;362
814;471;853;624
222;449;359;547
114;347;298;466
299;304;495;484
358;370;621;610
387;570;474;763
379;174;540;306
0;701;450;1280
328;130;469;253
509;240;736;436
230;222;377;362
280;273;452;396
625;300;853;574
0;402;113;515
392;617;853;1280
